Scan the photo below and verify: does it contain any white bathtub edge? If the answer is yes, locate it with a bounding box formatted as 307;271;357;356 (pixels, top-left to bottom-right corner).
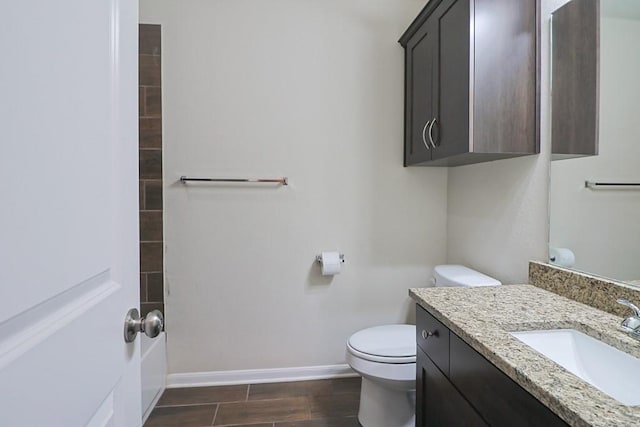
141;381;164;425
141;332;166;424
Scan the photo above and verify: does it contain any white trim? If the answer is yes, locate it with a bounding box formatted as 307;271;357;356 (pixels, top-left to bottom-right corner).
166;364;357;388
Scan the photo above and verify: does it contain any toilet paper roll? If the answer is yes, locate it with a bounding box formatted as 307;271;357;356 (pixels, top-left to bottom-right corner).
321;252;342;276
549;247;576;268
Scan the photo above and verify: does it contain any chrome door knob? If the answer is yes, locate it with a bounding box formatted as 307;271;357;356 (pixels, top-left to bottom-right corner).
124;308;164;343
143;310;164;338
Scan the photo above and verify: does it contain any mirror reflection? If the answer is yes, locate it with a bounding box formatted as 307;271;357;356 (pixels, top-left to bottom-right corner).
549;0;640;285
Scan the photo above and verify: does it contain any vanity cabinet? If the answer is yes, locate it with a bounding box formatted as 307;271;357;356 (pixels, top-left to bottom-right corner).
416;305;568;426
417;347;487;426
399;0;540;167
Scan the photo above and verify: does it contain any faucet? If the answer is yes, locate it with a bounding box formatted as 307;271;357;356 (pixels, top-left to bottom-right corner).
617;298;640;338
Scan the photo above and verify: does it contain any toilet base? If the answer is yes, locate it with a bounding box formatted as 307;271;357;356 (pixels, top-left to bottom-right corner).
357;377;415;427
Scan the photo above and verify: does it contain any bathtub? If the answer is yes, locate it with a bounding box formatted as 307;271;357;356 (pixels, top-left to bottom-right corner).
141;332;166;424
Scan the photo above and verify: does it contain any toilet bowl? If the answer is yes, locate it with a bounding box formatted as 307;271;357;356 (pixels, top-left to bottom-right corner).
346;265;501;427
346;325;416;427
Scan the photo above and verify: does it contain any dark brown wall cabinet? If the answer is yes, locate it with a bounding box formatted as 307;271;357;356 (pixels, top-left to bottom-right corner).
400;0;540;167
416;305;568;426
551;0;599;160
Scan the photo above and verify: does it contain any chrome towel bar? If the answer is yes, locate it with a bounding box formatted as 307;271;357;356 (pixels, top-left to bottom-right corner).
585;181;640;189
180;176;288;186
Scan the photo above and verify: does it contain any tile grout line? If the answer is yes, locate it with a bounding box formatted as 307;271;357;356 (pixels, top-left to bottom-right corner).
155;399;253;409
210;403;219;427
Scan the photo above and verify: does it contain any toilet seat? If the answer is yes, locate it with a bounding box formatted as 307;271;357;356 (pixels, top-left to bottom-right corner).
347;324;416;364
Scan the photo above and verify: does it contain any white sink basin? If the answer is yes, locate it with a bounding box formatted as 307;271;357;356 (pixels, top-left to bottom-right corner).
511;329;640;406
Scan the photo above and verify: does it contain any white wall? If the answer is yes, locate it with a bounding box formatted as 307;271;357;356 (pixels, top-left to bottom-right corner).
446;156;548;284
549;16;640;281
140;0;447;374
446;0;569;285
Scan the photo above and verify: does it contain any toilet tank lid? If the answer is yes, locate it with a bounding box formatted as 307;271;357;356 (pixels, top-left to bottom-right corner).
434;265;502;287
348;325;416;358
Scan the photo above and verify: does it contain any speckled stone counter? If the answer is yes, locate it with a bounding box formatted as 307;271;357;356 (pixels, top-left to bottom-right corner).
410;285;640;427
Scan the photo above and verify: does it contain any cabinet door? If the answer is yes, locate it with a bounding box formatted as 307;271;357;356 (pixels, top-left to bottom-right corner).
417;348;487;427
449;334;568;427
431;0;470;161
404;20;437;165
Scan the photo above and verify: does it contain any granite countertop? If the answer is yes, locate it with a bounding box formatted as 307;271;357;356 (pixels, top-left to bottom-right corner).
410;285;640;427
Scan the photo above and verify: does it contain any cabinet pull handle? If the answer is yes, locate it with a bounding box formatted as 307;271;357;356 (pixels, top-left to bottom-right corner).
428;118;438;148
421;329;436;339
421;120;432;151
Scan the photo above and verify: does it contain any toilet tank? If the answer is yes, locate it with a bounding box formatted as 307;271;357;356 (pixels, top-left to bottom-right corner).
433;265;501;287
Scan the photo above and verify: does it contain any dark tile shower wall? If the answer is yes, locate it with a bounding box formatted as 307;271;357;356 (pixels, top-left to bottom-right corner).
139;24;164;317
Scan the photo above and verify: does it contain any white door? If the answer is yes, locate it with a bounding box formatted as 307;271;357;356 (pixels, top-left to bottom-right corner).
0;0;141;425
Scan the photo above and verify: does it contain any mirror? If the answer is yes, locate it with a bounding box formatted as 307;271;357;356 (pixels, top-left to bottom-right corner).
549;0;640;286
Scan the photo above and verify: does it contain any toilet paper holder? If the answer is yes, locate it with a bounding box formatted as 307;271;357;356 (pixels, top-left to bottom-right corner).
315;254;345;265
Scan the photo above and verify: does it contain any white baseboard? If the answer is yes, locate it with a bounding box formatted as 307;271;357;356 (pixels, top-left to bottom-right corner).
166;364;357;388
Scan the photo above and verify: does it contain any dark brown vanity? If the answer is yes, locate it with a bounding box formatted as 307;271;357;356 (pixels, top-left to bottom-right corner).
416;305;567;426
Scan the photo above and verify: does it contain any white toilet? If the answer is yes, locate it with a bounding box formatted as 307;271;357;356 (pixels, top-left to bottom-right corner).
345;265;501;427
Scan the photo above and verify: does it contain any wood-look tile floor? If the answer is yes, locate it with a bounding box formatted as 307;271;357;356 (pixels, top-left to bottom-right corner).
144;377;362;427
